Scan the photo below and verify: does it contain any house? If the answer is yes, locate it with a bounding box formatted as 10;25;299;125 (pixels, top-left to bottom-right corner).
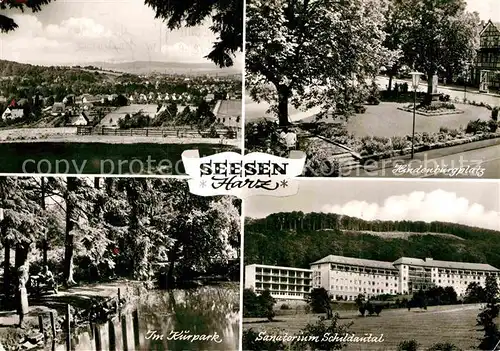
51;103;66;116
67;111;90;126
82;94;101;104
205;93;215;102
1;107;24;120
475;20;500;91
212;99;241;128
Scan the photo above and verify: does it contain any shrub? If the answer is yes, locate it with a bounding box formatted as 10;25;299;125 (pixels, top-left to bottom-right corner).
354;104;366;114
280;304;291;310
374;304;383;316
492;107;499;121
367;95;380;105
359;305;366;316
439;126;449;133
488;119;498;133
466;119;490;134
398;339;420;351
304;145;340;177
427;342;462;351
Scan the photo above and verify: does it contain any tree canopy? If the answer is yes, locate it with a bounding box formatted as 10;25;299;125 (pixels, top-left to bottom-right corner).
144;0;243;67
0;0;53;33
246;0;394;126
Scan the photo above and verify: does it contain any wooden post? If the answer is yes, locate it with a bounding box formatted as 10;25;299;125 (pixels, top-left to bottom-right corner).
108;320;116;351
38;315;44;334
132;309;140;348
117;288;121;316
50;311;56;339
94;324;102;351
121;315;128;351
65;304;71;351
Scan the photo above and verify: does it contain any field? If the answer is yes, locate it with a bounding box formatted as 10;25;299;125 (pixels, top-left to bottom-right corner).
0;142;238;174
244;304;487;351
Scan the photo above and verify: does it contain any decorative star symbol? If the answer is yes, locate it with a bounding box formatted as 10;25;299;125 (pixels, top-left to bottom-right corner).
200;180;207;188
280;180;289;188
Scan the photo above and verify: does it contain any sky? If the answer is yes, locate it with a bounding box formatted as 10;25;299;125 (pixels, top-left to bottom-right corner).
245;179;500;231
0;0;242;67
466;0;500;22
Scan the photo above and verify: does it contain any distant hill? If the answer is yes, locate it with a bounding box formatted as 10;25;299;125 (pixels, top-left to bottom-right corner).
0;59;241;78
84;61;241;76
244;212;500;270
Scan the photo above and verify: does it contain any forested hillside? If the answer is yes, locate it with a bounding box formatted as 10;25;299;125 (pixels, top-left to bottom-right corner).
244;212;500;269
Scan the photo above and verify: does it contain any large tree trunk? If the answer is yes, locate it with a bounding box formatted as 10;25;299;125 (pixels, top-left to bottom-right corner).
41;177;47;267
388;75;393;92
277;85;290;127
64;177;77;286
3;240;10;302
15;245;30;327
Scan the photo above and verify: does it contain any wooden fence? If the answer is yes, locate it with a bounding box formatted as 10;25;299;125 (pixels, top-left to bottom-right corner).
77;126;239;139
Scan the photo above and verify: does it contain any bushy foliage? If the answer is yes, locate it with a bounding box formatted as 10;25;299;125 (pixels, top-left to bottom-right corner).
427;343;461;351
398;339;420;351
466;119;495;134
243;289;276;321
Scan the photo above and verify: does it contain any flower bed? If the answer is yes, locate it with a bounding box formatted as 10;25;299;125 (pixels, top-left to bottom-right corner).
397;102;464;116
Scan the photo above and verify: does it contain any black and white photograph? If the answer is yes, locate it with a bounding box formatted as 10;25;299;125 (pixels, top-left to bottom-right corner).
243;179;500;350
0;0;242;175
0;176;241;350
245;0;500;178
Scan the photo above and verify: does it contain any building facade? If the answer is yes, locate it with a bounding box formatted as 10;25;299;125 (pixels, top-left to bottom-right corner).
245;264;313;300
312;255;500;301
475;20;500;91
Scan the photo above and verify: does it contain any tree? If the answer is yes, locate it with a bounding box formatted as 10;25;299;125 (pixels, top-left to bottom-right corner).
0;177;46;319
246;0;393;126
485;275;499;304
144;0;242;67
308;288;333;319
260;289;276;321
0;1;53;33
393;0;479;95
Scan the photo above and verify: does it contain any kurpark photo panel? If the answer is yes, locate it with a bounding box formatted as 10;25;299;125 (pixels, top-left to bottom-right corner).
243;179;500;350
245;0;500;179
0;0;242;175
0;176;241;350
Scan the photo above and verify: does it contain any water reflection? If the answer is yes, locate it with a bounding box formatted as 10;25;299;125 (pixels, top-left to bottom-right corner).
56;286;239;351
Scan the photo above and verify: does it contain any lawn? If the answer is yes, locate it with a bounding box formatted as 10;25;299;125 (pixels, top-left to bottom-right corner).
346;103;491;139
0;142;238;174
244;304;487;351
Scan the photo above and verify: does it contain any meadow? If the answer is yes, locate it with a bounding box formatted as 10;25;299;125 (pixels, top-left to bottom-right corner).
244;304;486;351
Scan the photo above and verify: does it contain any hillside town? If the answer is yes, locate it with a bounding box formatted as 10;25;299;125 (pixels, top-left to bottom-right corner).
0;60;242;134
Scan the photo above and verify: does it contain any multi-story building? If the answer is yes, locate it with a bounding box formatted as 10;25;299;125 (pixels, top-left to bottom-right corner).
244;264;313;300
311;255;400;301
474;20;500;91
312;255;500;300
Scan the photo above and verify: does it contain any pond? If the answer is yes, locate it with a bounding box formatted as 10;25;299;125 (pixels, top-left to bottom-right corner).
56;286;239;351
0;142;238;175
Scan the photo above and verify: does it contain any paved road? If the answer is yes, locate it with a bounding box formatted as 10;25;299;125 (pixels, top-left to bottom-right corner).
376;76;500;106
352;138;500;178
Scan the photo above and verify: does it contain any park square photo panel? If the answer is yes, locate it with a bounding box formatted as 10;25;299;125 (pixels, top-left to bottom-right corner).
245;0;500;179
0;176;241;350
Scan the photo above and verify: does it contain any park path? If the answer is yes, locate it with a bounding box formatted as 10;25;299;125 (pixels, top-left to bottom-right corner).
0;280;139;328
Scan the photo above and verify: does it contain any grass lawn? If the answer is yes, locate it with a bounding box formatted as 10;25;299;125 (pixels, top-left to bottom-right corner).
0;142;237;174
346;103;491;139
244;304;488;351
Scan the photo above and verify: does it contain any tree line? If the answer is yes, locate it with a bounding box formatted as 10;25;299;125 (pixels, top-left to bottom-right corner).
245;212;500;269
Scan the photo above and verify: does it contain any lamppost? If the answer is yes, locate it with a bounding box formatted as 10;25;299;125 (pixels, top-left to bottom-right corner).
410;72;423;159
464;64;470;101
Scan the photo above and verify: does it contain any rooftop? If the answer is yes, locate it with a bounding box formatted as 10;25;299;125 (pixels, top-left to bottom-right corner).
246;264;312;272
311;255;397;270
393;257;500;271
